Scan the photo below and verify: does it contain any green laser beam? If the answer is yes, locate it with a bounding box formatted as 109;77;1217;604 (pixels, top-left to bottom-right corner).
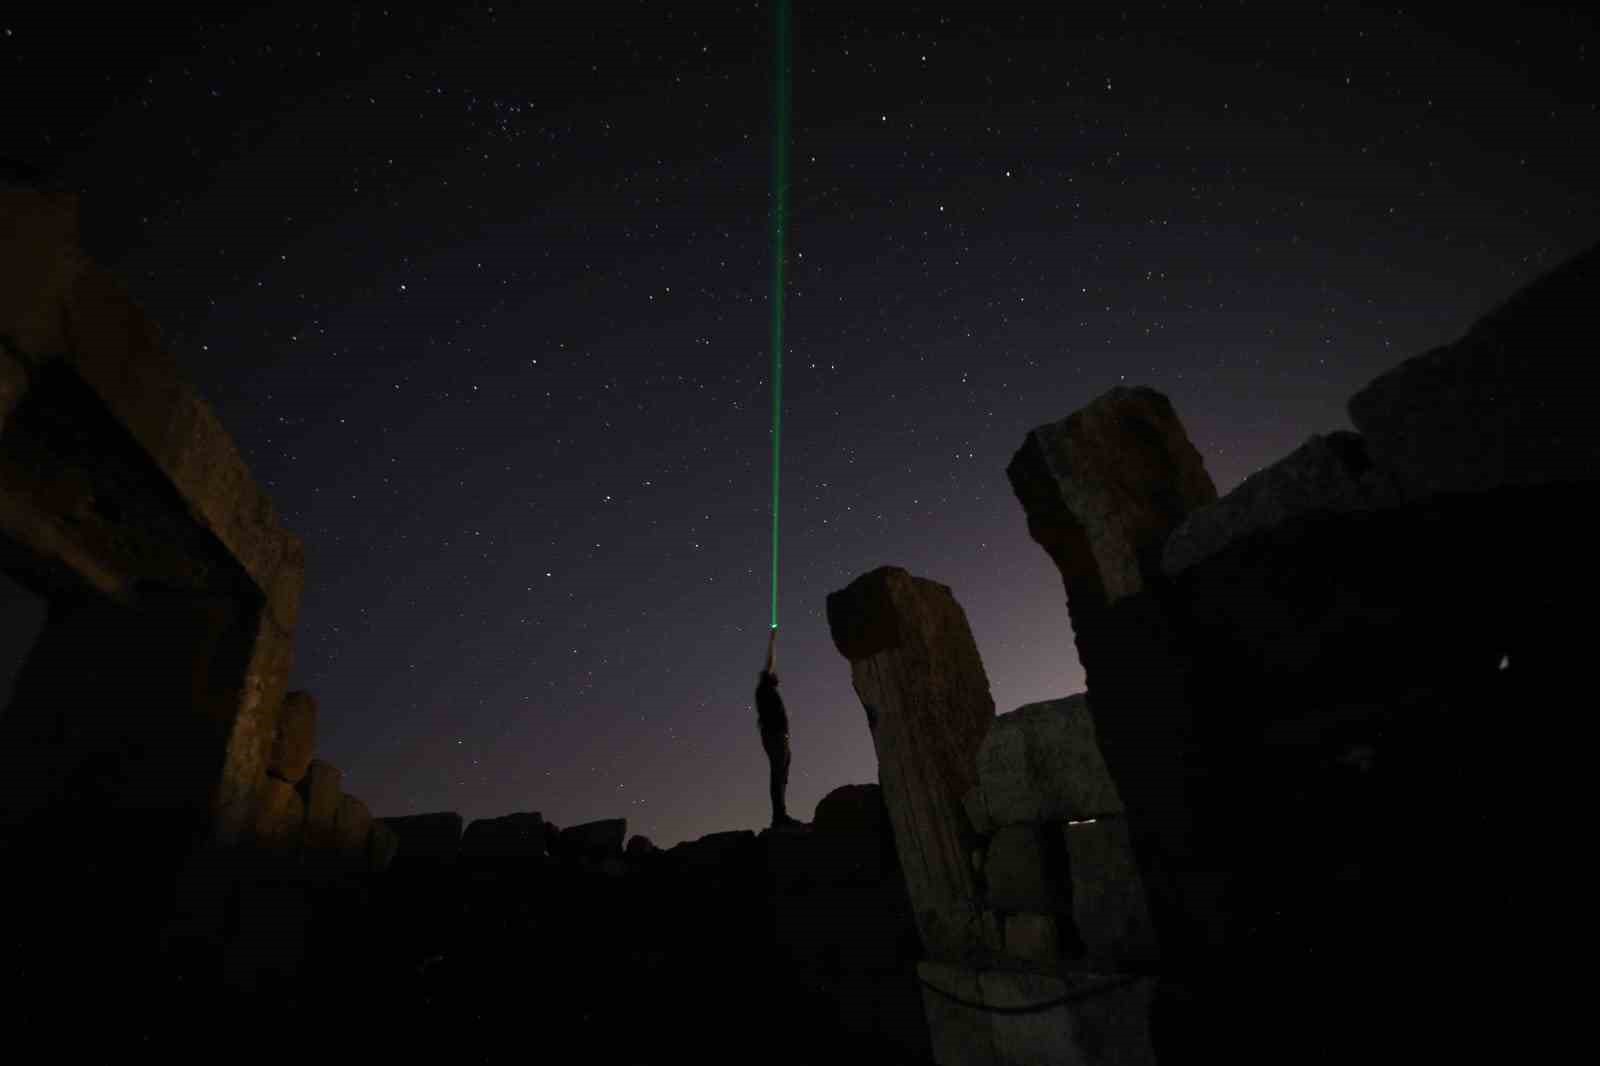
769;0;790;632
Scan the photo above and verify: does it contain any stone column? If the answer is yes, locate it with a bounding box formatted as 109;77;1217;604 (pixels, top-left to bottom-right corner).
826;566;997;964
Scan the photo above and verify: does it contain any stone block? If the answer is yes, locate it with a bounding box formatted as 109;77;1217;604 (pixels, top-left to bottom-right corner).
460;811;546;861
920;961;1160;1066
985;824;1071;914
963;785;994;837
0;185;84;362
1162;432;1402;575
213;614;294;845
367;819;399;871
1349;241;1600;498
556;817;626;861
1005;912;1063;970
826;566;996;963
383;811;465;863
977;696;1124;826
298;759;342;849
1;349;28;431
1007;386;1216;608
334;793;373;860
1063;817;1160;970
251;775;305;854
266;690;316;785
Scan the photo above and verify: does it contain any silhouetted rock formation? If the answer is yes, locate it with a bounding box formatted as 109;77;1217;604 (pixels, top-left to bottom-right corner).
1001;240;1600;1063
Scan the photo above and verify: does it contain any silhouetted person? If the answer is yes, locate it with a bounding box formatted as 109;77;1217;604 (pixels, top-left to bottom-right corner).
755;630;799;828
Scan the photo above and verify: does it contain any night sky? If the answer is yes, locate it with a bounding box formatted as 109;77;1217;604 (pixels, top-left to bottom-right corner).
3;2;1595;846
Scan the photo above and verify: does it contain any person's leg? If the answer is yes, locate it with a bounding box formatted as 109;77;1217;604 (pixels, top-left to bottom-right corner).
774;734;791;821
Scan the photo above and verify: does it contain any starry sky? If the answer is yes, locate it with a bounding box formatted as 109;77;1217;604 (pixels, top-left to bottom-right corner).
2;2;1595;846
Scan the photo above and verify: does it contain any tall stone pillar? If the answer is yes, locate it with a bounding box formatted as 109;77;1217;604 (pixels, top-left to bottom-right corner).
826;566;997;964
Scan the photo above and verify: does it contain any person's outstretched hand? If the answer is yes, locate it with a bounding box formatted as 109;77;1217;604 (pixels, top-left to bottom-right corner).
765;629;777;675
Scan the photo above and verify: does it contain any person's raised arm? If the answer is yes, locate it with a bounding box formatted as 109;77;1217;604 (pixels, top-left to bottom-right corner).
765;629;777;676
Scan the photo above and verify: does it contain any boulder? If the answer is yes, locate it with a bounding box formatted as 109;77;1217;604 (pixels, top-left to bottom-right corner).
333;793;373;861
625;834;658;859
460;811;546;861
381;811;465;863
367;819;399;872
919;962;1158;1066
297;759;342;849
1162;432;1401;575
556;818;626;862
265;690;317;785
984;824;1071;915
667;829;756;876
976;695;1125;827
1349;241;1600;498
1004;912;1064;970
251;775;305;853
1007;386;1216;608
1063;817;1160;970
826;566;996;964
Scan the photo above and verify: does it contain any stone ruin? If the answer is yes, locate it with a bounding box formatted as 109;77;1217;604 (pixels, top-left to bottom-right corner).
5;173;1594;1061
821;241;1598;1063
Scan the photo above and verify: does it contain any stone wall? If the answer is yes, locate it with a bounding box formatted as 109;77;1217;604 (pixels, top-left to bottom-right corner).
1003;242;1600;1062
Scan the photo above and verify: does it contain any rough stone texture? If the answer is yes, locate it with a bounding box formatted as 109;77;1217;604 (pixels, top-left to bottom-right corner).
334;793;374;860
382;811;465;863
826;566;998;964
1004;912;1062;971
1;184;307;849
920;962;1158;1066
298;759;342;849
1007;386;1216;608
251;775;305;853
1162;432;1401;575
461;811;547;861
266;690;317;785
0;349;27;431
556;818;627;862
976;696;1124;827
962;786;993;837
1062;818;1159;971
368;819;399;872
985;824;1071;915
1348;240;1600;499
213;613;295;844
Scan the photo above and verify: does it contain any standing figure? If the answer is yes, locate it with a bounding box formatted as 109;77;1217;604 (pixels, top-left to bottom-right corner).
755;630;799;828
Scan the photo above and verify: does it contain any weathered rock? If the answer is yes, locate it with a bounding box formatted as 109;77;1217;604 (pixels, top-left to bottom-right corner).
334;793;373;860
1349;241;1600;498
1064;817;1159;970
251;775;305;853
556;817;626;861
976;695;1124;827
1007;386;1216;608
625;833;657;858
1162;432;1401;575
962;786;993;837
826;566;997;964
985;824;1071;915
460;811;546;861
919;962;1159;1066
367;818;399;872
667;829;757;877
297;759;342;849
266;690;317;785
381;811;465;863
1004;912;1063;970
811;783;898;885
